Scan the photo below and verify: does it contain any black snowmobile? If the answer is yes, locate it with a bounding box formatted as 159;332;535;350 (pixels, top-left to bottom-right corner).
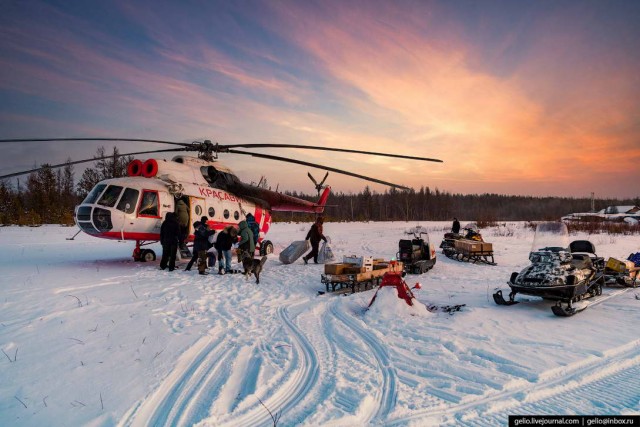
397;226;437;274
493;222;605;317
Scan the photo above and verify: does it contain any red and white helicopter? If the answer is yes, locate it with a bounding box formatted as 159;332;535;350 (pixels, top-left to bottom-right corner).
0;138;442;261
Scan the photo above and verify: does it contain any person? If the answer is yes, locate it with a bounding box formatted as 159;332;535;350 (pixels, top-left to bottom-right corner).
452;217;461;234
175;199;189;250
302;216;327;264
185;217;216;274
246;213;260;251
215;225;238;274
237;220;255;259
159;212;180;271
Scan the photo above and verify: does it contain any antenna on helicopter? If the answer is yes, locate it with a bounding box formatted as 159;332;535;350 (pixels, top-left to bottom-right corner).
308;171;329;197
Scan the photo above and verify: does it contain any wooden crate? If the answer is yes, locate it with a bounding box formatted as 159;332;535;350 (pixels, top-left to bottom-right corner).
454;239;482;252
324;263;351;275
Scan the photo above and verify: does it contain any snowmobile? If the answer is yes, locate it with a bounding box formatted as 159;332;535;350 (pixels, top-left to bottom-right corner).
397;227;437;274
439;223;483;258
439;223;495;265
493;222;605;317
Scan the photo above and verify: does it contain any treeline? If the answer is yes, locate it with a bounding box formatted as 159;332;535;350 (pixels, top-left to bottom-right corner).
273;186;640;223
1;147;638;225
0;148;131;225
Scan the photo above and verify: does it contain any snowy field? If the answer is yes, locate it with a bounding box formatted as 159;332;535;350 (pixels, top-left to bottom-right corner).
1;222;640;427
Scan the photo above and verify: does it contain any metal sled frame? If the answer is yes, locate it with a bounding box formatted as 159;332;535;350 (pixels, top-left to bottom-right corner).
321;274;383;294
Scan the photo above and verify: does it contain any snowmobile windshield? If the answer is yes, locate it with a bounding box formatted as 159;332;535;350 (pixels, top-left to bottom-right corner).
531;222;569;253
464;223;478;231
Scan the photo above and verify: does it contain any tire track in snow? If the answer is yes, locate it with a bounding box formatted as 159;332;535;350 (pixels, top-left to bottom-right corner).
387;339;640;426
215;304;320;427
330;301;398;423
118;335;233;427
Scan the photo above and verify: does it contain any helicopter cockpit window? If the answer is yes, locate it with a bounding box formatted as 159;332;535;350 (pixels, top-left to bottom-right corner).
116;188;139;214
138;190;159;217
234;211;239;220
223;209;230;219
83;184;106;204
201;166;219;186
97;185;123;208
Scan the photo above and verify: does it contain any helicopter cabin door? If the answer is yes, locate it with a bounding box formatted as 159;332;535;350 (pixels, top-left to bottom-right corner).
189;197;206;233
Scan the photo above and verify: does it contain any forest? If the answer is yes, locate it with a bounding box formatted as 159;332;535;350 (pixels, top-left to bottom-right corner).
1;148;638;225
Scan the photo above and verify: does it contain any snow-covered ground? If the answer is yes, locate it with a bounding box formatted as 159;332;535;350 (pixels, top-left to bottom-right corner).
1;222;640;426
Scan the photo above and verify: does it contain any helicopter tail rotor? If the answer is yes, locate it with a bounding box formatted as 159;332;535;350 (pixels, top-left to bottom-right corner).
308;171;329;196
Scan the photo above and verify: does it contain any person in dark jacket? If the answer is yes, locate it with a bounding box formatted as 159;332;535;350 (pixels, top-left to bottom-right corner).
160;212;181;271
246;213;260;250
185;217;216;274
238;220;255;259
452;217;461;234
175;199;190;250
215;225;238;274
302;216;327;264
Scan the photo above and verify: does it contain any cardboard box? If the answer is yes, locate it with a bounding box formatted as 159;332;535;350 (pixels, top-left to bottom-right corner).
325;263;350;275
344;266;366;274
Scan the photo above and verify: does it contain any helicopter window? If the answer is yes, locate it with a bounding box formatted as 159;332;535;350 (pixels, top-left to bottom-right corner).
208;207;215;217
116;188;139;214
138;190;159;217
223;209;230;219
201;166;219;186
234;211;239;220
83;184;106;204
97;185;123;208
195;205;202;216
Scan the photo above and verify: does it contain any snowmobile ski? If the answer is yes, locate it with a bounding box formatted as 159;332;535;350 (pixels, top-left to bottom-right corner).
493;290;519;306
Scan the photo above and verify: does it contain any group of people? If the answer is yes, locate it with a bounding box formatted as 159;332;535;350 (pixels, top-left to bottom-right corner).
159;206;261;275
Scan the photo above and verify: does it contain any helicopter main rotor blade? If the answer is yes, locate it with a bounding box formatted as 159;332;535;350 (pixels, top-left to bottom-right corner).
221;143;443;163
0;148;184;180
227;149;413;190
0;137;190;147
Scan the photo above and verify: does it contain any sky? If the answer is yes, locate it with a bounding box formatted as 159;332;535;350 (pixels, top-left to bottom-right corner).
0;0;639;198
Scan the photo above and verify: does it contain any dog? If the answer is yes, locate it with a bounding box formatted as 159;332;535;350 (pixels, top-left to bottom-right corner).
242;253;267;284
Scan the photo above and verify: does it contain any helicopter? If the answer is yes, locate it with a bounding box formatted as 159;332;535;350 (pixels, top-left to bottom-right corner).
0;138;443;262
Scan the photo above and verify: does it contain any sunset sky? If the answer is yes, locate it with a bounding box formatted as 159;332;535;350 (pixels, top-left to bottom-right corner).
1;0;639;198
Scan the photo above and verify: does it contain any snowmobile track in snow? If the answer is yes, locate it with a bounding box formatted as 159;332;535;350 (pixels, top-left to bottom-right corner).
330;301;398;423
119;335;234;427
387;339;640;426
213;305;320;427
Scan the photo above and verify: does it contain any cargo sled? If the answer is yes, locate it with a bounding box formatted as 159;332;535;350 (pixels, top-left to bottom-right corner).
604;255;639;288
320;259;403;294
493;222;605;317
439;224;495;265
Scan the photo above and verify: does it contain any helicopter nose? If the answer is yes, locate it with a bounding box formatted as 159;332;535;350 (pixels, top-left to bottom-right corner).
75;205;113;234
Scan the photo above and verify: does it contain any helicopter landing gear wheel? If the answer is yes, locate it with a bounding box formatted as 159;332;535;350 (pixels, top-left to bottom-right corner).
140;249;156;262
259;240;274;256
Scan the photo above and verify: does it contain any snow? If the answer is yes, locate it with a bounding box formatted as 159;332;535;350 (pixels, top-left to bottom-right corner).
1;221;640;426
